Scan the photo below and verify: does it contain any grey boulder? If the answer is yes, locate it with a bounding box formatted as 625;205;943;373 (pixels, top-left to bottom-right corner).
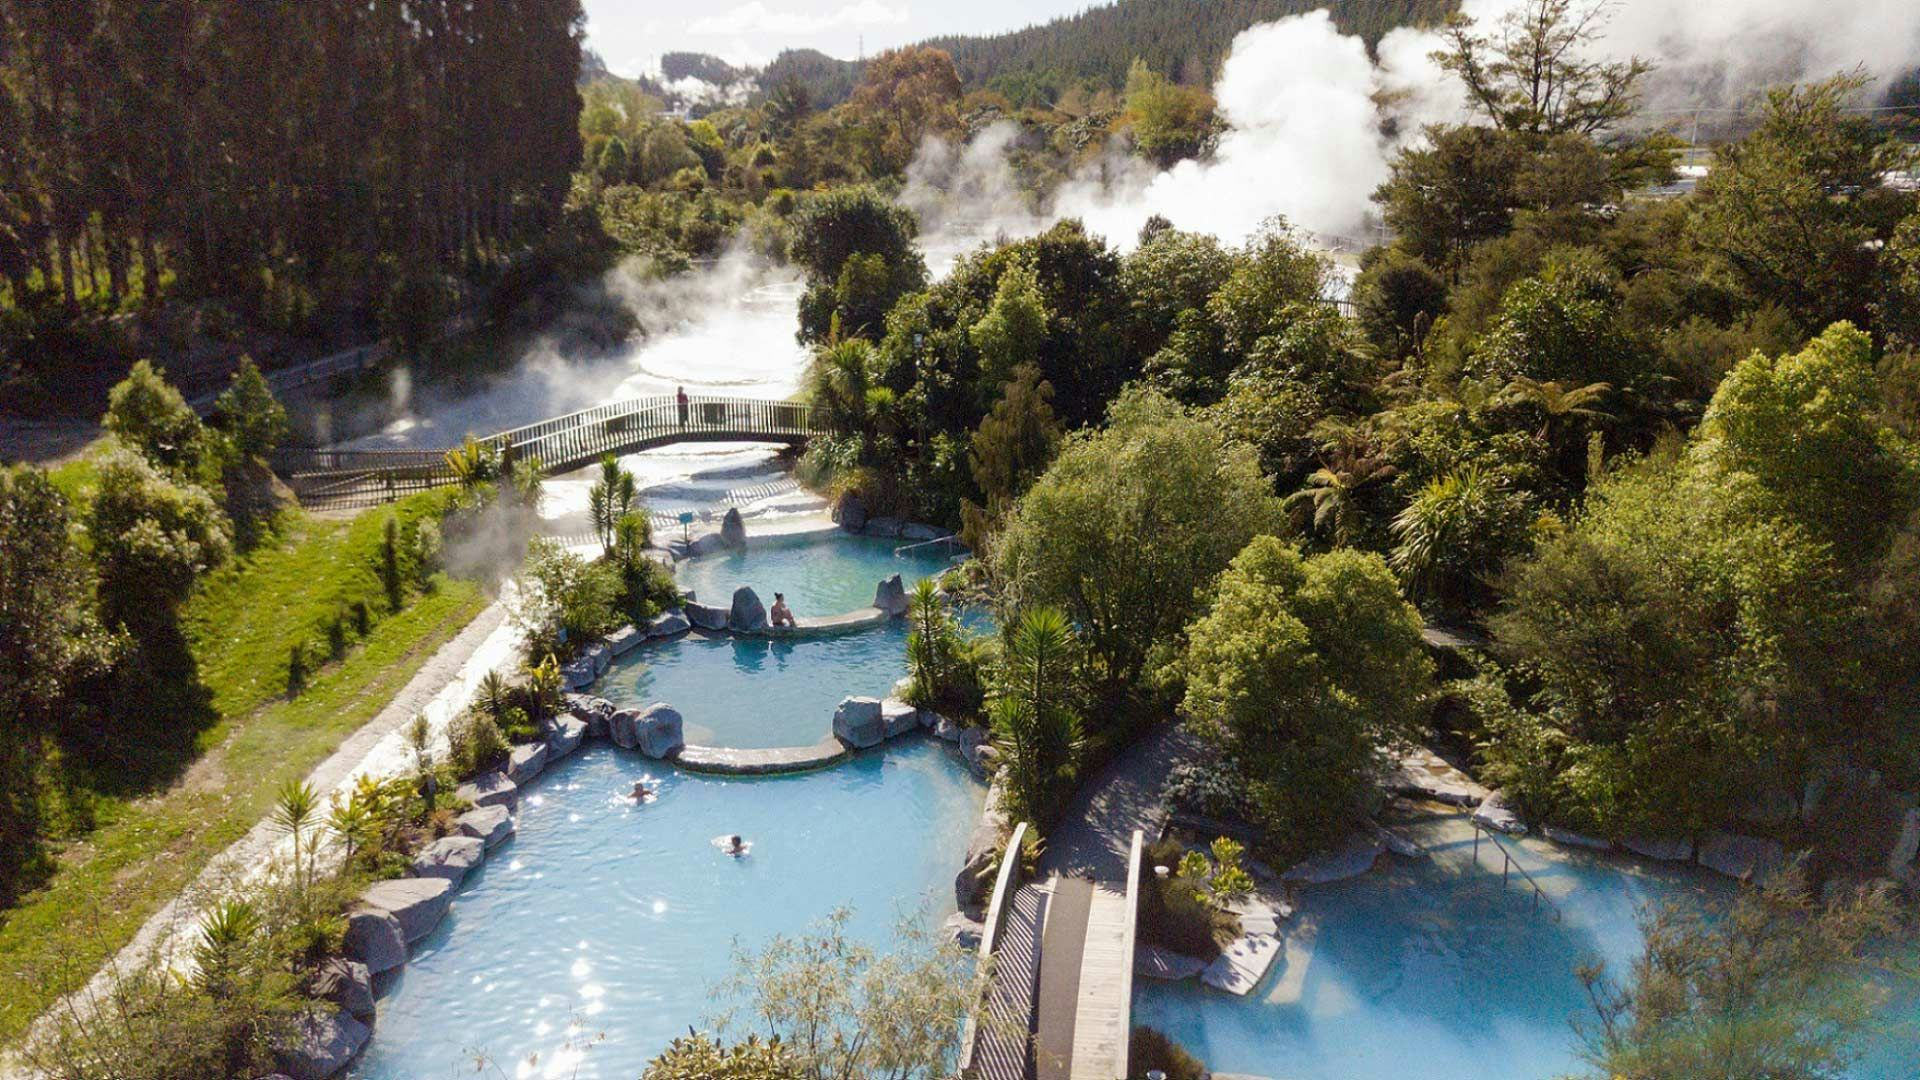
584;642;612;677
411;835;485;886
955;822;1004;912
637;703;685;759
873;573;909;617
902;522;946;542
685;602;729;632
311;957;374;1020
1284;834;1385;884
833;696;886;748
546;715;587;761
507;741;547;783
560;658;596;691
833;491;867;531
606;624;644;656
274;1010;370;1080
729;587;767;632
1699;831;1786;881
882;698;921;739
865;516;904;538
566;695;616;737
608;708;642;750
361;877;453;944
455;770;517;810
646;610;690;638
1542;824;1613;851
721;507;747;548
455;804;515;850
341;907;406;975
1471;791;1527;836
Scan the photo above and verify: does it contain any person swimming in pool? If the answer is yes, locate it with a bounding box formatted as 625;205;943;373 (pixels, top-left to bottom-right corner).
717;834;749;856
630;780;654;802
770;592;796;628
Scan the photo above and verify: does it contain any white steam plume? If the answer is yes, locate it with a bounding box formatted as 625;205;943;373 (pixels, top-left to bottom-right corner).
908;1;1920;257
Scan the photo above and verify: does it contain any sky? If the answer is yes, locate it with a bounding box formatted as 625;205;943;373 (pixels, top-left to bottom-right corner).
581;0;1098;75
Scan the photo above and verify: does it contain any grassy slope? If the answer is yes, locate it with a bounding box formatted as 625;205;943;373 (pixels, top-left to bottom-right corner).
0;496;489;1044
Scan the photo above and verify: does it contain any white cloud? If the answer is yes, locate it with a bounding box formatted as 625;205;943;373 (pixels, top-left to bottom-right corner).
689;1;909;37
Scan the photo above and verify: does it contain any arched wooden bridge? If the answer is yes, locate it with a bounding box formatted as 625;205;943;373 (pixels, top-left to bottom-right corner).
273;394;828;510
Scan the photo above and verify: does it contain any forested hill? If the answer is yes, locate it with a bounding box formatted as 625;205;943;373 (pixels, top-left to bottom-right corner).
761;0;1455;106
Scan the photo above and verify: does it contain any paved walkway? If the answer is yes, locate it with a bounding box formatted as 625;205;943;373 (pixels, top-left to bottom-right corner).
1038;724;1199;879
16;600;518;1065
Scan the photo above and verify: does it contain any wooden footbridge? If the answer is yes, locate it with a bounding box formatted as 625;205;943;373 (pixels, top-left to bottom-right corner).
272;394;828;510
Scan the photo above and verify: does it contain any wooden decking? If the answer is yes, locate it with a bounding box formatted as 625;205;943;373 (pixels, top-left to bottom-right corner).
1070;881;1133;1080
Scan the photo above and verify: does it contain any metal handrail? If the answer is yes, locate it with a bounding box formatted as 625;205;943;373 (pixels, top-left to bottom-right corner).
1470;821;1562;922
274;394;830;510
893;534;964;557
959;821;1030;1078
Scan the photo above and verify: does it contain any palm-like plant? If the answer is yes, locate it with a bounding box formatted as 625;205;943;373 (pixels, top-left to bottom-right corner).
444;436;501;490
327;792;373;869
903;579;957;708
476;670;511;723
192;899;261;1001
1284;459;1396;547
989;606;1084;824
589;454;639;555
804;339;873;435
1495;376;1613;448
270;780;321;894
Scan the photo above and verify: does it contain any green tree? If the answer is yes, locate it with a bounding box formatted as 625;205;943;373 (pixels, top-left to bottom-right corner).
104;360;208;476
969;259;1050;397
1208;222;1333;359
962;364;1061;551
1123;59;1214;167
713;909;978;1080
88;449;232;630
1687;76;1903;331
1694;321;1912;559
790;187;926;344
1573;872;1898;1080
210;358;288;462
1181;537;1432;862
989;606;1085;825
1472;249;1638;387
0;468;118;901
1436;0;1651;137
993;389;1284;692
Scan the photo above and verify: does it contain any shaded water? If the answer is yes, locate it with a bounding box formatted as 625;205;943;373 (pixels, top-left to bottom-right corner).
1134;813;1920;1079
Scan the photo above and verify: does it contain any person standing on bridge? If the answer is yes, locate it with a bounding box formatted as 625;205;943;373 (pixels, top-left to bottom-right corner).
676;385;689;429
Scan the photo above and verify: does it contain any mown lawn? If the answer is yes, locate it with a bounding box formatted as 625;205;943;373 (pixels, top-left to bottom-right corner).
0;496;490;1045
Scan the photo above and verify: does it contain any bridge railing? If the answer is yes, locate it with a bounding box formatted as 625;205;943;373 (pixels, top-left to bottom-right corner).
272;395;829;509
959;821;1030;1079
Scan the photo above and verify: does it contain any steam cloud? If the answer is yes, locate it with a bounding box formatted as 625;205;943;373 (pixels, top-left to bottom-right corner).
912;0;1920;253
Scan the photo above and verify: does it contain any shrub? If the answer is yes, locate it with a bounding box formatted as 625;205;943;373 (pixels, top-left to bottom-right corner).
1129;1027;1207;1080
447;710;509;778
1136;838;1240;960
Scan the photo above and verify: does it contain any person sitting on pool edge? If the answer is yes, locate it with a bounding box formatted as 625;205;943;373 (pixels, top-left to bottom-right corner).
769;592;796;628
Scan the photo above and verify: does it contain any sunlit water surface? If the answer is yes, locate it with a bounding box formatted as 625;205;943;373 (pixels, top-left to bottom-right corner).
348;740;981;1080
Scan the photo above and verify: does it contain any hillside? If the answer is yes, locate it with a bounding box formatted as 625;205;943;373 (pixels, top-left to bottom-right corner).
761;0;1455;107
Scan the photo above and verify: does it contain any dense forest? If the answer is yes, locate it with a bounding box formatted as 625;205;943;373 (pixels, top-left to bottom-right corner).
761;0;1456;107
0;0;586;411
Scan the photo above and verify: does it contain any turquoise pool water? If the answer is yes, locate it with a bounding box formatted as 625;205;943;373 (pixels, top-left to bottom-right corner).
1134;813;1920;1079
348;739;981;1079
601;626;915;748
673;533;958;618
